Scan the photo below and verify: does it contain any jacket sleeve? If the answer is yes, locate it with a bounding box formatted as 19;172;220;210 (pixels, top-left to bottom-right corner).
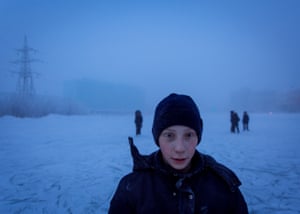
233;188;249;214
203;154;241;192
108;176;135;214
203;154;249;213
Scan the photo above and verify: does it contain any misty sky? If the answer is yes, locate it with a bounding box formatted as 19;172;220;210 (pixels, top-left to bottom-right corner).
0;0;299;111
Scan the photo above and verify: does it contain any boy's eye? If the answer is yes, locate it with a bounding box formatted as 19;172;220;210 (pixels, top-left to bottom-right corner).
185;132;196;139
162;132;175;140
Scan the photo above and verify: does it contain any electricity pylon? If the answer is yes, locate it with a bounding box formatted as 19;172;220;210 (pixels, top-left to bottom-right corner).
12;36;39;95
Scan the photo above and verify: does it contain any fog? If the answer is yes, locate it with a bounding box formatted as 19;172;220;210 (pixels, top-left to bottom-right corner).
1;1;299;113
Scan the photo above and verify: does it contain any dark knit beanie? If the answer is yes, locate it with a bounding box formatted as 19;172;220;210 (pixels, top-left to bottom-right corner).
152;93;203;146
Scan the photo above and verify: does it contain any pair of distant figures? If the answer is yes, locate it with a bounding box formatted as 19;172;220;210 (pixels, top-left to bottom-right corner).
230;111;249;133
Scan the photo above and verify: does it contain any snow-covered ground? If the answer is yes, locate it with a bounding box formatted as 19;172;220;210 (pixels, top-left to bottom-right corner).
0;112;299;213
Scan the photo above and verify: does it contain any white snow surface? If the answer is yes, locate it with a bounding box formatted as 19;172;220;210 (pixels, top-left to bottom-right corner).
0;113;300;213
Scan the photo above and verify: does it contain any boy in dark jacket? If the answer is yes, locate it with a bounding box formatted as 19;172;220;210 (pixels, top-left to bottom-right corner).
109;93;248;214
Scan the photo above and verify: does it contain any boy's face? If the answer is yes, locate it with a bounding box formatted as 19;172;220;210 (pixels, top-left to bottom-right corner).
158;125;198;172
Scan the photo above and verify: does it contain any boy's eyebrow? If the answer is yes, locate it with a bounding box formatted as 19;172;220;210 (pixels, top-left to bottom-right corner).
162;127;194;132
161;130;172;134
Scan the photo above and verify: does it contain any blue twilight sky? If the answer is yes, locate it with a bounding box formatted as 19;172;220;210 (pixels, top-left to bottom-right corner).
0;0;299;111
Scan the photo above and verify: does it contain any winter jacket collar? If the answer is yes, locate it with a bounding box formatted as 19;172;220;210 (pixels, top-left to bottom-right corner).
128;137;241;192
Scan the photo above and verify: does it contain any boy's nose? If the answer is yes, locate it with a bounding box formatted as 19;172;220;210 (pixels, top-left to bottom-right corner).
174;138;185;152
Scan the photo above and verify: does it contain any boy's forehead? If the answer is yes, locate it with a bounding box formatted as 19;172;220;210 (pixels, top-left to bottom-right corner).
162;125;195;131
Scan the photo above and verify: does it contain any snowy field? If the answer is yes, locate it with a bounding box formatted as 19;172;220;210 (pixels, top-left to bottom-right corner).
0;112;300;213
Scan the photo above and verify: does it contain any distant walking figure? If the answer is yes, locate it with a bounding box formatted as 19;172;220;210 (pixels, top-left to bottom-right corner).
134;110;143;135
230;111;240;133
242;111;250;131
233;112;240;133
230;111;235;133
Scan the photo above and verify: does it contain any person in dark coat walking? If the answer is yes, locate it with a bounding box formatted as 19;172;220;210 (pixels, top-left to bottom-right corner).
230;111;240;134
230;110;235;133
134;110;143;135
109;93;248;214
233;111;240;133
242;111;250;131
